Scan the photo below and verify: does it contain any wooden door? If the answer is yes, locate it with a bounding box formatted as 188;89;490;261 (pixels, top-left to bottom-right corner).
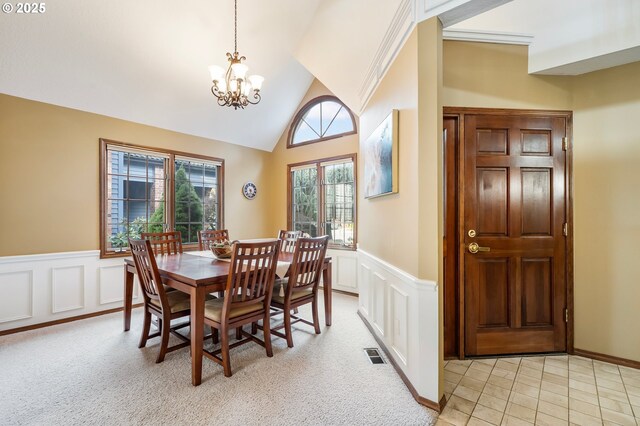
463;112;568;356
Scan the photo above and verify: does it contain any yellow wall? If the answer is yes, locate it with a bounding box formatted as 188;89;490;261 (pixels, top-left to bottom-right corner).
358;31;421;277
0;94;272;256
571;62;640;362
267;79;359;235
443;41;572;110
443;40;640;362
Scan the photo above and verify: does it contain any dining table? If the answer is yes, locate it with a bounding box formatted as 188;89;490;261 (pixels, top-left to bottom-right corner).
122;249;332;386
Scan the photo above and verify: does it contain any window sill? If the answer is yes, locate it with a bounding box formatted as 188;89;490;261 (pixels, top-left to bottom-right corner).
100;250;131;259
328;245;356;252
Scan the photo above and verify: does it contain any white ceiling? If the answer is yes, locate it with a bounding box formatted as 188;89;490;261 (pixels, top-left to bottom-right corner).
2;0;638;152
0;0;320;151
450;0;640;75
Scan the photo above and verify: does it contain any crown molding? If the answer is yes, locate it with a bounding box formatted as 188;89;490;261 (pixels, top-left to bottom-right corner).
443;28;533;45
357;0;416;113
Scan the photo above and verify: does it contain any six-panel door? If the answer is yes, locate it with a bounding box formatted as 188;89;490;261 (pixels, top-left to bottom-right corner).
464;114;567;356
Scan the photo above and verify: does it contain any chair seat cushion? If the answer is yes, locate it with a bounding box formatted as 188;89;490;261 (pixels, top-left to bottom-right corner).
204;298;263;323
271;281;313;305
149;292;214;314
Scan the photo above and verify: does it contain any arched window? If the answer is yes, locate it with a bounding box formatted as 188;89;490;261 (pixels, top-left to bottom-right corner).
287;96;357;148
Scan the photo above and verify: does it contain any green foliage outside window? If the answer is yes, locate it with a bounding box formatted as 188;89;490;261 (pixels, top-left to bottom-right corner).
148;166;204;243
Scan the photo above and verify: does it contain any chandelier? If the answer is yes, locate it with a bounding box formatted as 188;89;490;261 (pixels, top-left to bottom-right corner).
208;0;263;110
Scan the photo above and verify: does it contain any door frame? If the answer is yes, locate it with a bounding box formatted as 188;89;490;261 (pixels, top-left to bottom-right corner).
443;107;574;359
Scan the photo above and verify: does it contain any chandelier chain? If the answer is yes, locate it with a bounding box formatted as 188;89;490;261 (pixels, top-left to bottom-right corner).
234;0;238;53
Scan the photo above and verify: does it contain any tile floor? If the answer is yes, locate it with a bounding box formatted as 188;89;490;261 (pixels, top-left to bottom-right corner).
437;355;640;426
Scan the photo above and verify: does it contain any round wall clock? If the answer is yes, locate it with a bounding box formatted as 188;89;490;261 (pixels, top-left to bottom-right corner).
242;182;257;200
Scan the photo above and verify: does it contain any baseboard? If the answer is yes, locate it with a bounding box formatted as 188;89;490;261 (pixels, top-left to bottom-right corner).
331;288;358;297
0;304;143;337
358;311;444;412
573;348;640;369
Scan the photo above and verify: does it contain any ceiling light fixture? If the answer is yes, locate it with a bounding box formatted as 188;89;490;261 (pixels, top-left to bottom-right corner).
209;0;263;110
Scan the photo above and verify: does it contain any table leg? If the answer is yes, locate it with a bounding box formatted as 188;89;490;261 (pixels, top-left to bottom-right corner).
322;262;332;326
190;287;205;386
123;265;134;331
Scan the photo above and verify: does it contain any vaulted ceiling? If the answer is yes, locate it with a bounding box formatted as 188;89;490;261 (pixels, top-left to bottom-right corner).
1;0;638;151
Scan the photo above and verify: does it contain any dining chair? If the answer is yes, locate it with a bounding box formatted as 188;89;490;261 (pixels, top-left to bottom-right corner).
129;238;192;363
278;229;302;253
203;239;281;377
270;235;329;348
198;229;230;250
140;231;183;255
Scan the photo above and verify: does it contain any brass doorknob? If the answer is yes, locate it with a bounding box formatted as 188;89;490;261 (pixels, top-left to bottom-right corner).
468;242;490;253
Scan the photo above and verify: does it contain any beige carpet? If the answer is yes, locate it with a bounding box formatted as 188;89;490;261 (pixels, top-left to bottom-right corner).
0;293;437;425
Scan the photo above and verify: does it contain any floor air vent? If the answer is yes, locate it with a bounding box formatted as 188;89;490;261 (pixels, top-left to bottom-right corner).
364;348;386;364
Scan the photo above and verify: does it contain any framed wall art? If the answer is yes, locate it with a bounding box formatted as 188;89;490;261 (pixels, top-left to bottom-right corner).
364;110;398;198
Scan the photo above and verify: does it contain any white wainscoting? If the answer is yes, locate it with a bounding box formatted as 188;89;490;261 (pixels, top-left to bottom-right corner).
325;249;359;294
357;248;440;404
0;248;358;333
0;251;139;332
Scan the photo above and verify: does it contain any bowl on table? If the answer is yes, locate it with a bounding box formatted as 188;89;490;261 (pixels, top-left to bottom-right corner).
209;240;235;259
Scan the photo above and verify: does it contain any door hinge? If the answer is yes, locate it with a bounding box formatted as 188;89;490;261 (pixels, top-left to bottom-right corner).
562;137;569;151
563;223;568;237
565;308;569;323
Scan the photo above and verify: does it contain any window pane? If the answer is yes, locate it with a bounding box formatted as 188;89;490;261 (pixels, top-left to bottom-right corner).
324;107;354;137
108;151;126;176
344;162;354;183
106;223;128;252
176;224;188;242
128;201;147;222
126;180;147;200
302;103;321;136
293;121;319;144
321;159;355;248
174;158;220;241
320;101;342;136
104;148;168;253
204;164;217;185
127;154;147;178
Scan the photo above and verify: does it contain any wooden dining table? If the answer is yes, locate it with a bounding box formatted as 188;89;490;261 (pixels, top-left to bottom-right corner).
122;251;332;386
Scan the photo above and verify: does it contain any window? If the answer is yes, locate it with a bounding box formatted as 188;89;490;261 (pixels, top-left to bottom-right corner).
287;96;356;148
100;140;223;257
174;157;220;245
288;155;356;249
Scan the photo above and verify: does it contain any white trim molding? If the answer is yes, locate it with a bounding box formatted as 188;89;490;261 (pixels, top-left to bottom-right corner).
358;0;416;112
357;248;440;403
0;250;140;332
443;28;533;45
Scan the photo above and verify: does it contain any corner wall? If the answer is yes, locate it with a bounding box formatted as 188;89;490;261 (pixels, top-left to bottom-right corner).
357;21;442;406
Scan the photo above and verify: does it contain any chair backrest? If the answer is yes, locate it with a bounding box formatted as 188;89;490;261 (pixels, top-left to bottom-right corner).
140;231;182;255
285;236;329;298
278;229;302;253
198;229;230;250
129;239;168;308
223;239;281;319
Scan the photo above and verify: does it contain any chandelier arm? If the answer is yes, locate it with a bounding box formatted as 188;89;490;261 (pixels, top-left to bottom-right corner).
246;92;261;105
